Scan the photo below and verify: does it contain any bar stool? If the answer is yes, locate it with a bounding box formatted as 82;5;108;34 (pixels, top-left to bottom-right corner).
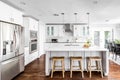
70;57;84;78
51;57;65;78
86;56;103;78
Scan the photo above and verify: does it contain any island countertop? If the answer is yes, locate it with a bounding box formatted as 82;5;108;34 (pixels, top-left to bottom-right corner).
45;44;109;76
45;46;108;52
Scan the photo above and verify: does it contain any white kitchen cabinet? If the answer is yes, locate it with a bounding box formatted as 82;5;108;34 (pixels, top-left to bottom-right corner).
24;17;38;31
58;25;64;36
23;17;38;47
24;47;38;66
0;1;11;22
73;25;88;37
0;1;23;25
46;25;64;37
11;8;23;25
24;47;30;65
46;25;59;37
29;18;38;31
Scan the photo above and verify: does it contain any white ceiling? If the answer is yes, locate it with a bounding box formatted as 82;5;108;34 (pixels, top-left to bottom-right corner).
2;0;120;23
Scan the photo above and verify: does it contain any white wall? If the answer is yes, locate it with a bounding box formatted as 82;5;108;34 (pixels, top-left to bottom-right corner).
38;21;46;57
90;24;116;47
113;24;120;40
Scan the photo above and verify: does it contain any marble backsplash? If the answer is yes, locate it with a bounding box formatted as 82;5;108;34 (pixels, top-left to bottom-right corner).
46;36;88;43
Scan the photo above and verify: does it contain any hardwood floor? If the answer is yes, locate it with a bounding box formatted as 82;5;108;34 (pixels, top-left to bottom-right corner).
13;54;120;80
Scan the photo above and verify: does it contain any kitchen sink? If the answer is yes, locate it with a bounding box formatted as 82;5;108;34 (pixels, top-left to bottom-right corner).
64;44;80;46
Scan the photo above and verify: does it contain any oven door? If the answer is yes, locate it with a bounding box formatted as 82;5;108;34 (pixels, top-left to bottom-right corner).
30;41;37;53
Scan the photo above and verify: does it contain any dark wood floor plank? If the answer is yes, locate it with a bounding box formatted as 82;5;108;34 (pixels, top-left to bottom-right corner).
13;54;120;80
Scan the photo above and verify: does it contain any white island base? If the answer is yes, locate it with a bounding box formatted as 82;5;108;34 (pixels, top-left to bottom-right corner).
45;46;109;76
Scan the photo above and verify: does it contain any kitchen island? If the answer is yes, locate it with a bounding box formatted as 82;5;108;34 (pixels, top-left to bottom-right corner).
45;43;109;76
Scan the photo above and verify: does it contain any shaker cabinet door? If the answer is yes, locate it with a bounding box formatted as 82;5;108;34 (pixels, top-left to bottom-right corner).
73;25;87;37
0;1;23;25
46;25;64;37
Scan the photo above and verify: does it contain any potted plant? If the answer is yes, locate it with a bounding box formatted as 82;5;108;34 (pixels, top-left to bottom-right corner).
83;39;91;48
114;39;120;47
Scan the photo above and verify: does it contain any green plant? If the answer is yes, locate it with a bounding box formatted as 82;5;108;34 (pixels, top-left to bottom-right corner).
114;39;120;44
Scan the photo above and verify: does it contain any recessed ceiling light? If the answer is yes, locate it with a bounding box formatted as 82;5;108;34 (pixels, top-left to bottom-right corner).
105;20;109;22
74;13;77;15
93;0;98;4
86;12;90;15
20;1;26;5
53;14;59;16
61;13;64;15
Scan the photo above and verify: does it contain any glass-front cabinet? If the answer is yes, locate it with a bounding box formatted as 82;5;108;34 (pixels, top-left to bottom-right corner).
46;24;89;37
73;25;89;37
46;25;64;37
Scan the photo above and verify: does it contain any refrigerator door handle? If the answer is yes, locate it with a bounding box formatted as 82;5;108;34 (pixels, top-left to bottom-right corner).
14;27;19;52
17;27;20;51
13;27;17;53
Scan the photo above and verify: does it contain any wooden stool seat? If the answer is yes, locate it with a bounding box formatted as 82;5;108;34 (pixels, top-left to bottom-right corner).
51;57;65;78
87;57;101;60
52;57;64;60
70;57;82;60
70;57;84;78
87;56;103;78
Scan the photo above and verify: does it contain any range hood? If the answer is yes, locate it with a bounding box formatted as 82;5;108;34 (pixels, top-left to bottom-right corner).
64;24;73;32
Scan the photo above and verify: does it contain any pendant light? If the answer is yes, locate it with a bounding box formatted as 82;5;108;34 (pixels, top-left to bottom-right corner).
87;12;90;35
74;13;77;23
61;13;65;24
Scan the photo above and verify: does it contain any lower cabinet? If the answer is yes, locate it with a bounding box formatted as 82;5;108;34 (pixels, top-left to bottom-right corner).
24;47;38;66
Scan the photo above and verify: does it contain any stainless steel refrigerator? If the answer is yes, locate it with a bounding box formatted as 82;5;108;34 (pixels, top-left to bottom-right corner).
0;21;24;80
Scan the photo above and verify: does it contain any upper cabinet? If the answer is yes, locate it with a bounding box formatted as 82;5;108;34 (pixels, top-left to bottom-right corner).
0;1;23;25
46;25;64;37
29;18;38;31
73;25;89;37
46;24;89;37
23;17;39;47
23;17;38;31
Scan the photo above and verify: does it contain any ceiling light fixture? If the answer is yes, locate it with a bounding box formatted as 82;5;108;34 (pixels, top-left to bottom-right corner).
61;13;65;23
74;13;78;23
20;1;26;5
93;0;100;4
53;14;59;16
86;12;90;35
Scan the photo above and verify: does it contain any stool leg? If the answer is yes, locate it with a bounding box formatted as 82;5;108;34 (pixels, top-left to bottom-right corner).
100;60;103;78
96;61;99;72
70;60;73;78
89;60;92;78
86;59;88;72
87;59;89;72
62;59;65;78
51;60;55;78
79;60;84;78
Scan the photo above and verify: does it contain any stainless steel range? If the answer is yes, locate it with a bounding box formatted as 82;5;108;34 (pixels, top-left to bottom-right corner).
0;21;24;80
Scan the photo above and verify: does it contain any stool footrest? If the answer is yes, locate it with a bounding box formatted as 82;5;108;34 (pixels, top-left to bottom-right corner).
71;70;83;71
72;66;81;67
55;66;62;67
89;69;102;71
53;70;65;71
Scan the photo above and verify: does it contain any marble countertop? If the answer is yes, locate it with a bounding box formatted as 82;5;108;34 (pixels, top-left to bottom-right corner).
45;42;85;43
45;46;108;51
